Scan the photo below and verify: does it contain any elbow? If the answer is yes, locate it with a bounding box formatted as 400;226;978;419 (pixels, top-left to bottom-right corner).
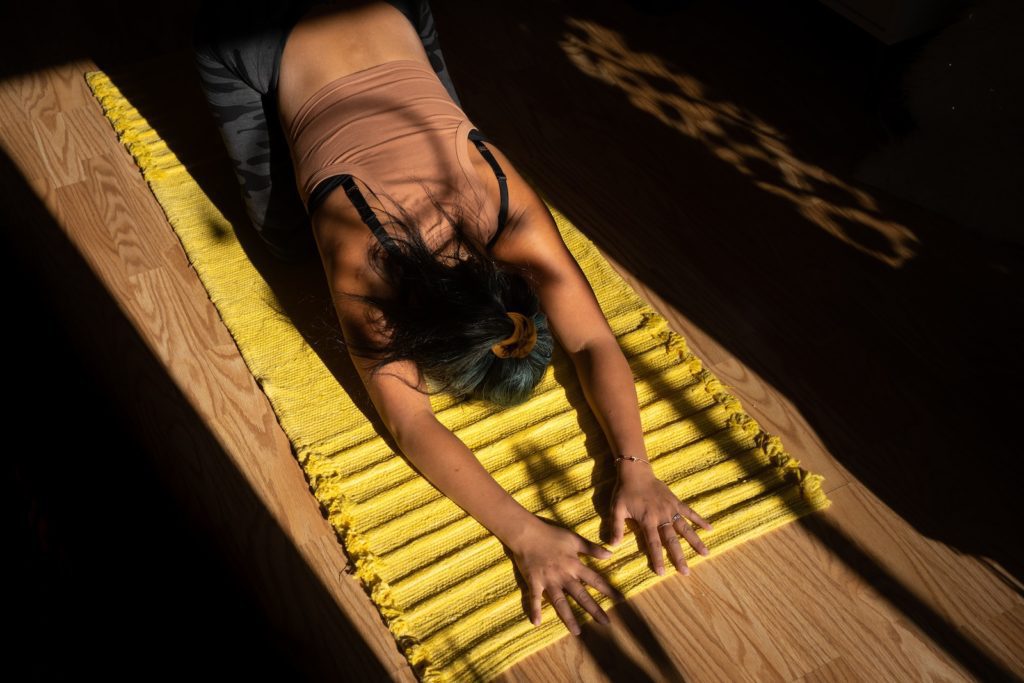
569;334;620;363
389;409;438;448
568;335;629;381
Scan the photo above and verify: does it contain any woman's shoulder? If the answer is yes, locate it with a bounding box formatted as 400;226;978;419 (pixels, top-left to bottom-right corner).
466;135;551;263
311;196;393;296
485;167;558;269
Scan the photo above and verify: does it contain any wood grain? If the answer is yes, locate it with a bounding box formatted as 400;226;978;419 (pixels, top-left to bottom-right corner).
2;0;1021;680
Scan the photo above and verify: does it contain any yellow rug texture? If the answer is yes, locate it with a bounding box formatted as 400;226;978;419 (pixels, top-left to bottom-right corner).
86;69;832;682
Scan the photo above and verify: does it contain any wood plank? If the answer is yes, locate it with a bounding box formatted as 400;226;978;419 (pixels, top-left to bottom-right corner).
3;0;1022;679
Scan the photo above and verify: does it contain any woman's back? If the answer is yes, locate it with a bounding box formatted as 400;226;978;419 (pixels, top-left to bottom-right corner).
191;0;470;264
276;1;519;292
276;1;429;128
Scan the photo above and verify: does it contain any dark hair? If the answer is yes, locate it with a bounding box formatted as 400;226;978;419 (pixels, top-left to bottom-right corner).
335;179;554;407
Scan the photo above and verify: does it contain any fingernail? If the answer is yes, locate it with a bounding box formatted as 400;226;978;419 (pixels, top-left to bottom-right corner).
682;566;690;575
657;566;665;576
701;548;710;556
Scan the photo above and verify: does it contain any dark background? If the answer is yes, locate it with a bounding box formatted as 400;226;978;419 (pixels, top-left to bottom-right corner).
6;0;1020;679
4;247;302;676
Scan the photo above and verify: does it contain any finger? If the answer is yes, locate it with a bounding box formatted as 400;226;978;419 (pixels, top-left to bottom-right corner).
610;502;626;547
567;580;611;627
580;537;613;561
546;587;582;636
528;583;544;627
661;527;690;575
578;565;627;603
643;522;666;576
680;502;714;531
675;515;711;557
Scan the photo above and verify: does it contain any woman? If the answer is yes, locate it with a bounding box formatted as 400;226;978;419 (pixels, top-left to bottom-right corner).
192;0;713;637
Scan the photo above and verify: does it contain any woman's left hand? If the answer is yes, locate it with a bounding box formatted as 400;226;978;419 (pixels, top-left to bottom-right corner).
608;465;714;576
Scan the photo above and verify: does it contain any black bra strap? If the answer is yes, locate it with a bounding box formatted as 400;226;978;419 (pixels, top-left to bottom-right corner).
468;128;509;249
328;174;399;254
307;131;507;254
307;174;345;217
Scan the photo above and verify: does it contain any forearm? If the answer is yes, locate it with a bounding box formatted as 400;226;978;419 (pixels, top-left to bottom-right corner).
394;413;541;548
571;338;654;479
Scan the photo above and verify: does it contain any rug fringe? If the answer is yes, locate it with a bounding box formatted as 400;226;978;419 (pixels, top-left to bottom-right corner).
84;71;179;184
328;495;449;682
84;66;831;682
83;68;450;683
637;309;831;511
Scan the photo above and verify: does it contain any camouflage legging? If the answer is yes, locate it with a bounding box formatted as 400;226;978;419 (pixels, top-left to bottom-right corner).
190;0;463;262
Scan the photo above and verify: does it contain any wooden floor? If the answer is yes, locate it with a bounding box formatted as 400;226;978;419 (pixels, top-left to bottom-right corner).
4;0;1022;680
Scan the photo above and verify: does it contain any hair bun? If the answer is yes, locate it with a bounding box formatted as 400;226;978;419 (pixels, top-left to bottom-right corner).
491;311;538;359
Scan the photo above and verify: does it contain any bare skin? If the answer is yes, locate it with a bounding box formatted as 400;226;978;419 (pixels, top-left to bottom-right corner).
276;0;506;272
275;0;714;637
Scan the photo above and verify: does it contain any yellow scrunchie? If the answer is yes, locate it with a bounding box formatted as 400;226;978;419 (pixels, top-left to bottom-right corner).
491;311;538;359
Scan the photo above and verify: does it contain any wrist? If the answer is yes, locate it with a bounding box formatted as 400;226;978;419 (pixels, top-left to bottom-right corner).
614;454;656;479
491;499;545;551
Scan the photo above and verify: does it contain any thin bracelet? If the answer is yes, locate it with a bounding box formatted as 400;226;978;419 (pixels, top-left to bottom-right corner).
613;455;651;465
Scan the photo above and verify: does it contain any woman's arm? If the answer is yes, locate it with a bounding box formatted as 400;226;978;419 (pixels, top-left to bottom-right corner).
392;411;543;548
566;338;651;478
330;275;543;548
494;199;649;476
496;188;714;574
338;308;621;632
385;395;622;633
329;246;624;634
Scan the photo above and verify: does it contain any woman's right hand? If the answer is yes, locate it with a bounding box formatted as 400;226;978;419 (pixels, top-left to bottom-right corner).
508;518;627;635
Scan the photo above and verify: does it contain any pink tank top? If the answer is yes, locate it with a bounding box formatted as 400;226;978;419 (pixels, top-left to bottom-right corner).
285;58;508;248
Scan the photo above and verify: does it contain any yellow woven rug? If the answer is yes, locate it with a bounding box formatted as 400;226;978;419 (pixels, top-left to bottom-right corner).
86;68;832;682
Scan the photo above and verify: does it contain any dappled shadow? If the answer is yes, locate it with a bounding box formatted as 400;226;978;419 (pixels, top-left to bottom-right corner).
8;0;1021;678
0;145;395;680
428;0;1023;677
